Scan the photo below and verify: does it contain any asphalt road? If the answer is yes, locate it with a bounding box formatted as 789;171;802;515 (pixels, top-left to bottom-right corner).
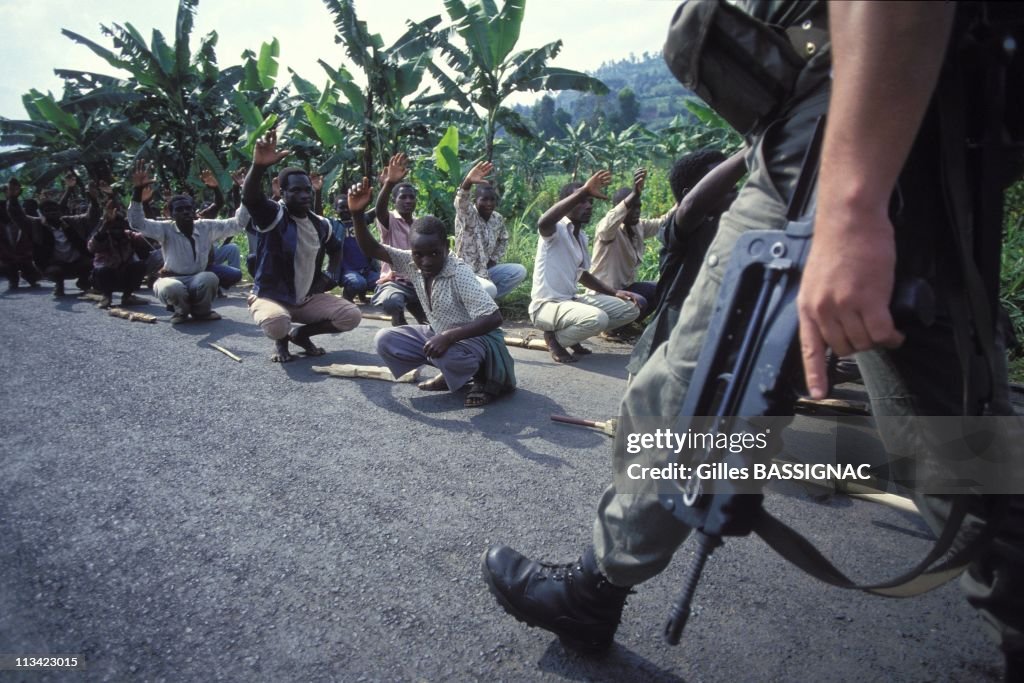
0;283;1005;682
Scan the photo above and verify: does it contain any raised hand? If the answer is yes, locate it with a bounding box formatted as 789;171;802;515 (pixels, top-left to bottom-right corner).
6;178;22;200
310;173;324;192
141;184;155;204
200;169;219;189
103;199;121;223
582;170;612;201
347;177;373;213
131;159;154;189
632;167;647;195
466;160;493;185
252;127;291;168
383;153;409;185
271;176;281;200
231;167;248;187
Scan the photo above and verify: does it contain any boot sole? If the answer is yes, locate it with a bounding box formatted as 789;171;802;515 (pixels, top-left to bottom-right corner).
479;550;613;655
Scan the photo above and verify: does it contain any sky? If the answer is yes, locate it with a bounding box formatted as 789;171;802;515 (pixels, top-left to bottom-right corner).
0;0;679;120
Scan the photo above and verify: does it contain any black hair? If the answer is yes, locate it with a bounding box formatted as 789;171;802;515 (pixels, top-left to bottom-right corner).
669;148;728;202
559;181;583;200
411;215;448;244
392;182;417;198
168;194;194;211
277;167;309;192
474;183;498;199
612;187;632;206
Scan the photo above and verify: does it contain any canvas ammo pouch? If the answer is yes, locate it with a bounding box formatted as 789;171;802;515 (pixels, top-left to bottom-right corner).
663;0;821;137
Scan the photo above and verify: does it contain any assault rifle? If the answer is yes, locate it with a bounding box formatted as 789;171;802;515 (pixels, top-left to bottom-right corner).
657;116;939;644
657;0;1021;649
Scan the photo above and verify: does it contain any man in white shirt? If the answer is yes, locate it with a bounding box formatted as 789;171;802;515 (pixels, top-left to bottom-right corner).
529;171;643;363
128;161;247;324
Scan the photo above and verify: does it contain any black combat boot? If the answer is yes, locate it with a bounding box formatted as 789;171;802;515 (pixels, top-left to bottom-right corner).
482;545;632;654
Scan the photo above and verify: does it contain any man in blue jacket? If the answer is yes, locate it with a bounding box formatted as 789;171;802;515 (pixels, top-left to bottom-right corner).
242;128;361;363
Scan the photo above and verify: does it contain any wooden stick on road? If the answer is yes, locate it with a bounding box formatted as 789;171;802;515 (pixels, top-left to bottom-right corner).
108;307;157;323
209;343;242;362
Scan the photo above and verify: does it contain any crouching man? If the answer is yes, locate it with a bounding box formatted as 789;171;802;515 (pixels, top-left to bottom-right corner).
348;177;516;408
128;162;245;324
242;128;361;362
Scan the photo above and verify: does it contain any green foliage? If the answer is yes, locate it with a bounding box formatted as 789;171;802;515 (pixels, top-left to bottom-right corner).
1003;179;1024;381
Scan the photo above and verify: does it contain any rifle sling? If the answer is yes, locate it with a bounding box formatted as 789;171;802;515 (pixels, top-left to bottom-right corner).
751;498;980;597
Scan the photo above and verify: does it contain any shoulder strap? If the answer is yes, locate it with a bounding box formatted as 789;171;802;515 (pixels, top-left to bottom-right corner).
753;496;1002;597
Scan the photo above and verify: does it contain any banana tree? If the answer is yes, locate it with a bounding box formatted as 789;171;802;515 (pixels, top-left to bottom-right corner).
60;0;248;190
322;0;447;179
0;88;145;186
418;0;609;161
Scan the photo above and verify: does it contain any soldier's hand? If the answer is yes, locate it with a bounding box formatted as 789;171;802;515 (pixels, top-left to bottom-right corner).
798;205;904;399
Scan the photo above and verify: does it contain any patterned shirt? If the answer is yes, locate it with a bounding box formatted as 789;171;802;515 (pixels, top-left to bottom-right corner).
454;188;509;278
382;244;498;333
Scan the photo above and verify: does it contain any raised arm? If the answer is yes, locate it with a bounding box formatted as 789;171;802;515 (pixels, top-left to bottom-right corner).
455;160;492;228
127;161;169;240
311;173;324;216
798;1;955;399
58;172;77;214
197;169;224;219
537;170;611;237
674;149;746;231
243;128;290;226
348;177;391;264
373;153;409;235
5;179;39;232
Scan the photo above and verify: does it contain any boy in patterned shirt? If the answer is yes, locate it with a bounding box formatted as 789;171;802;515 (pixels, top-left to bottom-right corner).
347;177;516;408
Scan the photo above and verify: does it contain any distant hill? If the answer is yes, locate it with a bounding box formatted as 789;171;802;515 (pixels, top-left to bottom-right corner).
515;52;697;133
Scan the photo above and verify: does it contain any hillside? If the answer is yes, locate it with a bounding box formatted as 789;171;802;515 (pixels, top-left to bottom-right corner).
516;52;697;133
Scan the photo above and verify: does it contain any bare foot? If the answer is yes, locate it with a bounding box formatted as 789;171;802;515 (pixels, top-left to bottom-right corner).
417;374;449;391
271;338;294;363
570;343;592;356
544;331;576;363
289;332;325;356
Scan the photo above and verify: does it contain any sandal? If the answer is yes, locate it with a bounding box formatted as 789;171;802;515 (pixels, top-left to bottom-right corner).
464;383;494;408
